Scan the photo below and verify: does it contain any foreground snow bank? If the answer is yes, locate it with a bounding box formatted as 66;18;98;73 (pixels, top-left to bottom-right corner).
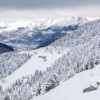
32;65;100;100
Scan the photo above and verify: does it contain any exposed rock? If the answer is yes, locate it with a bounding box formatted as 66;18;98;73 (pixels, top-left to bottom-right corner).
38;56;47;61
83;86;97;93
97;82;100;86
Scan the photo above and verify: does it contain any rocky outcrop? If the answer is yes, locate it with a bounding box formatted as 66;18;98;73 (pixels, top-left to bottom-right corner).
83;86;97;93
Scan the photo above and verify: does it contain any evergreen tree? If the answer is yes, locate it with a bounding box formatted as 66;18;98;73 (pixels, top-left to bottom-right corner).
45;74;60;92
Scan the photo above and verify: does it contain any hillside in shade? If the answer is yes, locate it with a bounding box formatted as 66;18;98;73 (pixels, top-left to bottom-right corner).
0;43;14;54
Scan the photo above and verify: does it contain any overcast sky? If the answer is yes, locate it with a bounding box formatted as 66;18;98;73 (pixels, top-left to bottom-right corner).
0;0;100;22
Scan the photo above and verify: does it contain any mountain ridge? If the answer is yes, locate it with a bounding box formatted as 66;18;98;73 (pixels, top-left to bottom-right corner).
0;17;89;50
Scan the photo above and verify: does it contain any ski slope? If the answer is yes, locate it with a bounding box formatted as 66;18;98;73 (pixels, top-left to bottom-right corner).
0;48;63;89
32;65;100;100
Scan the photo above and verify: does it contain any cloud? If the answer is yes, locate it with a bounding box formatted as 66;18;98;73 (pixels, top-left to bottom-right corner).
0;0;99;22
0;0;100;10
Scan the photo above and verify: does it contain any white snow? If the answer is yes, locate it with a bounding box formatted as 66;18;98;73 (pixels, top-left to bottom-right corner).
0;48;63;89
31;65;100;100
0;17;89;32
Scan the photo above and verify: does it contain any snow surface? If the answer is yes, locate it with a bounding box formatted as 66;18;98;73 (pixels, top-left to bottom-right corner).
31;65;100;100
0;48;63;89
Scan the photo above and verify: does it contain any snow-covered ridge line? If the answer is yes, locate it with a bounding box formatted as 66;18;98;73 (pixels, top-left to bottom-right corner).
0;17;89;28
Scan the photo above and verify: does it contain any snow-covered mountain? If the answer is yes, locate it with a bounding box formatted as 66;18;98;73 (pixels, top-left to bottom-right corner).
0;18;100;100
31;18;100;100
0;17;89;50
0;17;89;28
47;19;100;53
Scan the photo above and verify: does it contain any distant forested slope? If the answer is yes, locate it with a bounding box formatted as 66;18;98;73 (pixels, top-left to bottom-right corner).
0;43;14;54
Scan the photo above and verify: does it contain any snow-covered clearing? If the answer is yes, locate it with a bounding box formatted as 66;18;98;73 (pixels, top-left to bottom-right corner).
0;48;62;89
32;65;100;100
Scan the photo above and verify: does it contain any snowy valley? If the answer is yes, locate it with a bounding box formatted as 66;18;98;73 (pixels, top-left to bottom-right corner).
0;17;89;50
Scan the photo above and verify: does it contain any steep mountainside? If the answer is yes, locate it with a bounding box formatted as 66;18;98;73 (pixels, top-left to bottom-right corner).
0;43;14;54
47;19;100;53
31;19;100;100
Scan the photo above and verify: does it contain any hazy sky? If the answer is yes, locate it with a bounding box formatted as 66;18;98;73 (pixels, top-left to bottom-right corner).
0;0;100;22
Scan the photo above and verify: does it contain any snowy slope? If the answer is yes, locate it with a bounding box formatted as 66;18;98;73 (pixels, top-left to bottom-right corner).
0;48;63;89
32;65;100;100
0;18;99;90
29;19;100;100
47;19;100;53
0;18;100;100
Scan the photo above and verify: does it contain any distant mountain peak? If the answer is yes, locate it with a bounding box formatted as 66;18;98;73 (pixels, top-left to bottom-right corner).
0;17;91;50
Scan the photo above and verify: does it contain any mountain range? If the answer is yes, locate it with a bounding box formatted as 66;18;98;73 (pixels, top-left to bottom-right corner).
0;17;89;50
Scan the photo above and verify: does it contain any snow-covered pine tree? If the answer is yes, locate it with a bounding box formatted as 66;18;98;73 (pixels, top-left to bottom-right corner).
45;74;60;92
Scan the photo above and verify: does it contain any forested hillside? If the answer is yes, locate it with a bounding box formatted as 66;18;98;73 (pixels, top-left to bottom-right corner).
0;51;32;80
0;19;100;100
47;19;100;53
